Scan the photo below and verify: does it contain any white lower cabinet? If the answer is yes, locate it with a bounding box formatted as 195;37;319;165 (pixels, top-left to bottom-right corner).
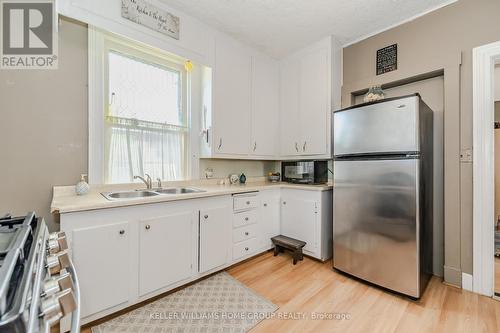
139;212;195;296
59;188;331;330
280;188;333;260
199;206;232;273
259;190;281;249
72;221;130;318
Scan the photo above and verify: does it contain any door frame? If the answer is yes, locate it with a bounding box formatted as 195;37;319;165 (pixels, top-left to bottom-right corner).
472;40;500;296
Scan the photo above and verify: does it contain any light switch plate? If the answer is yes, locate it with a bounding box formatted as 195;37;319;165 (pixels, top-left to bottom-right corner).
460;149;473;162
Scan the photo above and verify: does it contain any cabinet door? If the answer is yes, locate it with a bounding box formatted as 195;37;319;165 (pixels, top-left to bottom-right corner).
199;206;232;273
260;194;281;249
251;55;279;157
280;59;300;156
72;221;130;318
299;48;329;155
139;212;194;296
214;36;252;155
280;193;318;254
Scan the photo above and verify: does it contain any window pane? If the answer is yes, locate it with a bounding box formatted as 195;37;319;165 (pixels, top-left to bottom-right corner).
104;48;188;184
108;51;184;126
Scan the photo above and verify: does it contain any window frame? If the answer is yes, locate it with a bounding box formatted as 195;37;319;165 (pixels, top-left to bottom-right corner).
88;27;198;184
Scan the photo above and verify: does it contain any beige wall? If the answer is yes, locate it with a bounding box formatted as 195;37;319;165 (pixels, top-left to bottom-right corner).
0;18;88;231
342;0;500;284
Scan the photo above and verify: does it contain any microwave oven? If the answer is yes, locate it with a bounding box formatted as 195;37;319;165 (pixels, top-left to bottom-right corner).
281;160;328;184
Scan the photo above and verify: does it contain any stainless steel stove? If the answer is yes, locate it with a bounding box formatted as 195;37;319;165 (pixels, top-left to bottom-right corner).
0;213;80;332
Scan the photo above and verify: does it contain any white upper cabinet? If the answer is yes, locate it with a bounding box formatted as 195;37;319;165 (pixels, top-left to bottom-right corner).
251;55;279;157
213;35;252;155
204;35;340;160
280;58;301;156
299;48;329;155
279;37;340;158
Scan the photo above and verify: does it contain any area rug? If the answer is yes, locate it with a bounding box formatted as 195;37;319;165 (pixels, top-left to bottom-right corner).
91;272;278;333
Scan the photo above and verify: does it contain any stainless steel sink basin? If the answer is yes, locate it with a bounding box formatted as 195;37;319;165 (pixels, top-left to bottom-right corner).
102;187;205;201
155;187;206;194
102;190;159;200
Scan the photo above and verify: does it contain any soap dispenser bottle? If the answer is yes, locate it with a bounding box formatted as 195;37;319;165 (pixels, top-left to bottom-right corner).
75;174;90;195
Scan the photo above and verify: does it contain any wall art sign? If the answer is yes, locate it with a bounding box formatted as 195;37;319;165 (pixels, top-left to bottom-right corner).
121;0;180;40
376;44;397;75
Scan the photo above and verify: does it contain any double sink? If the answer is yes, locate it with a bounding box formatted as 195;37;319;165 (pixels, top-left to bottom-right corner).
102;187;206;201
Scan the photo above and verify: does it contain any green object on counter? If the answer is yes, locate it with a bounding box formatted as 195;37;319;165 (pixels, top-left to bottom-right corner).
239;173;246;184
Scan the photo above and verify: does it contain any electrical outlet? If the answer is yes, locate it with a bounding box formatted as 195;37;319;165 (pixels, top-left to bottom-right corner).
460;149;473;162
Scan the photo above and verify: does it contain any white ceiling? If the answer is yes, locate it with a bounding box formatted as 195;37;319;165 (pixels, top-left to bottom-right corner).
160;0;457;58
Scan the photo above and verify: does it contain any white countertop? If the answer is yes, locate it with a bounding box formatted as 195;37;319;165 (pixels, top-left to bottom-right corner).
51;179;333;214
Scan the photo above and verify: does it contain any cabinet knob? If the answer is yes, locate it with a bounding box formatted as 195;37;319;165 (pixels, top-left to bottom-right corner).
145;225;151;230
246;201;250;205
204;215;209;219
283;201;286;205
245;247;249;251
245;232;249;236
119;229;125;235
263;203;267;207
245;217;249;221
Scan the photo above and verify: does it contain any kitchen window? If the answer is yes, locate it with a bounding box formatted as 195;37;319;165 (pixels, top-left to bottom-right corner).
89;28;194;184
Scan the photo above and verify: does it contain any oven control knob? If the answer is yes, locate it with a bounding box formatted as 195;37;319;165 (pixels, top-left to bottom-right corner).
42;269;73;296
46;251;70;275
46;235;68;254
40;289;77;326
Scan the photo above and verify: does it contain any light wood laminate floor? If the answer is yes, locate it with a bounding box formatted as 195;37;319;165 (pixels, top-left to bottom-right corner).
496;257;500;295
80;251;500;333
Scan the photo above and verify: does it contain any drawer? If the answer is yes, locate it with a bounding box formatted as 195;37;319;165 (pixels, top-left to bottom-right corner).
233;238;258;261
233;195;259;211
233;210;257;228
233;224;258;243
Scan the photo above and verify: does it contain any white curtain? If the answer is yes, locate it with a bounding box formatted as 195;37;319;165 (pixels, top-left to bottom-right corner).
105;120;186;184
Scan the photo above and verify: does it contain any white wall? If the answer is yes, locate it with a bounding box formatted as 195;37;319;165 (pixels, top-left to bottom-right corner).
495;65;500;101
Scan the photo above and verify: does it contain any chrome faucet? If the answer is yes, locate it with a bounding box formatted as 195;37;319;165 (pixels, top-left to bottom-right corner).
134;174;152;189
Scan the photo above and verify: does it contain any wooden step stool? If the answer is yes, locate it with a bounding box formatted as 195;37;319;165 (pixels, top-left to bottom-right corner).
271;235;306;265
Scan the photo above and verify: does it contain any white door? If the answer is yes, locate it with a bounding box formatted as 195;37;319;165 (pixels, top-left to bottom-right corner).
280;192;318;254
251;55;279;157
139;212;195;296
260;193;281;249
280;58;300;156
72;221;130;318
299;48;329;155
199;206;232;273
214;36;252;155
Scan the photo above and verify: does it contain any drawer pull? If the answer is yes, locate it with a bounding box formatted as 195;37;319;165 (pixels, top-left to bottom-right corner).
245;232;249;236
245;247;249;251
204;215;209;219
119;229;125;235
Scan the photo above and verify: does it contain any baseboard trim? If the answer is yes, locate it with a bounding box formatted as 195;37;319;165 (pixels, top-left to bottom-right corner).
462;272;473;291
443;265;462;287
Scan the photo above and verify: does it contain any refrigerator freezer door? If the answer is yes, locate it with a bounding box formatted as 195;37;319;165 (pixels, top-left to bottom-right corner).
334;96;419;156
333;158;420;297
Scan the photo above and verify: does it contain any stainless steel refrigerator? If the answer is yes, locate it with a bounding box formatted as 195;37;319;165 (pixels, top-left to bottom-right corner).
332;94;433;298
